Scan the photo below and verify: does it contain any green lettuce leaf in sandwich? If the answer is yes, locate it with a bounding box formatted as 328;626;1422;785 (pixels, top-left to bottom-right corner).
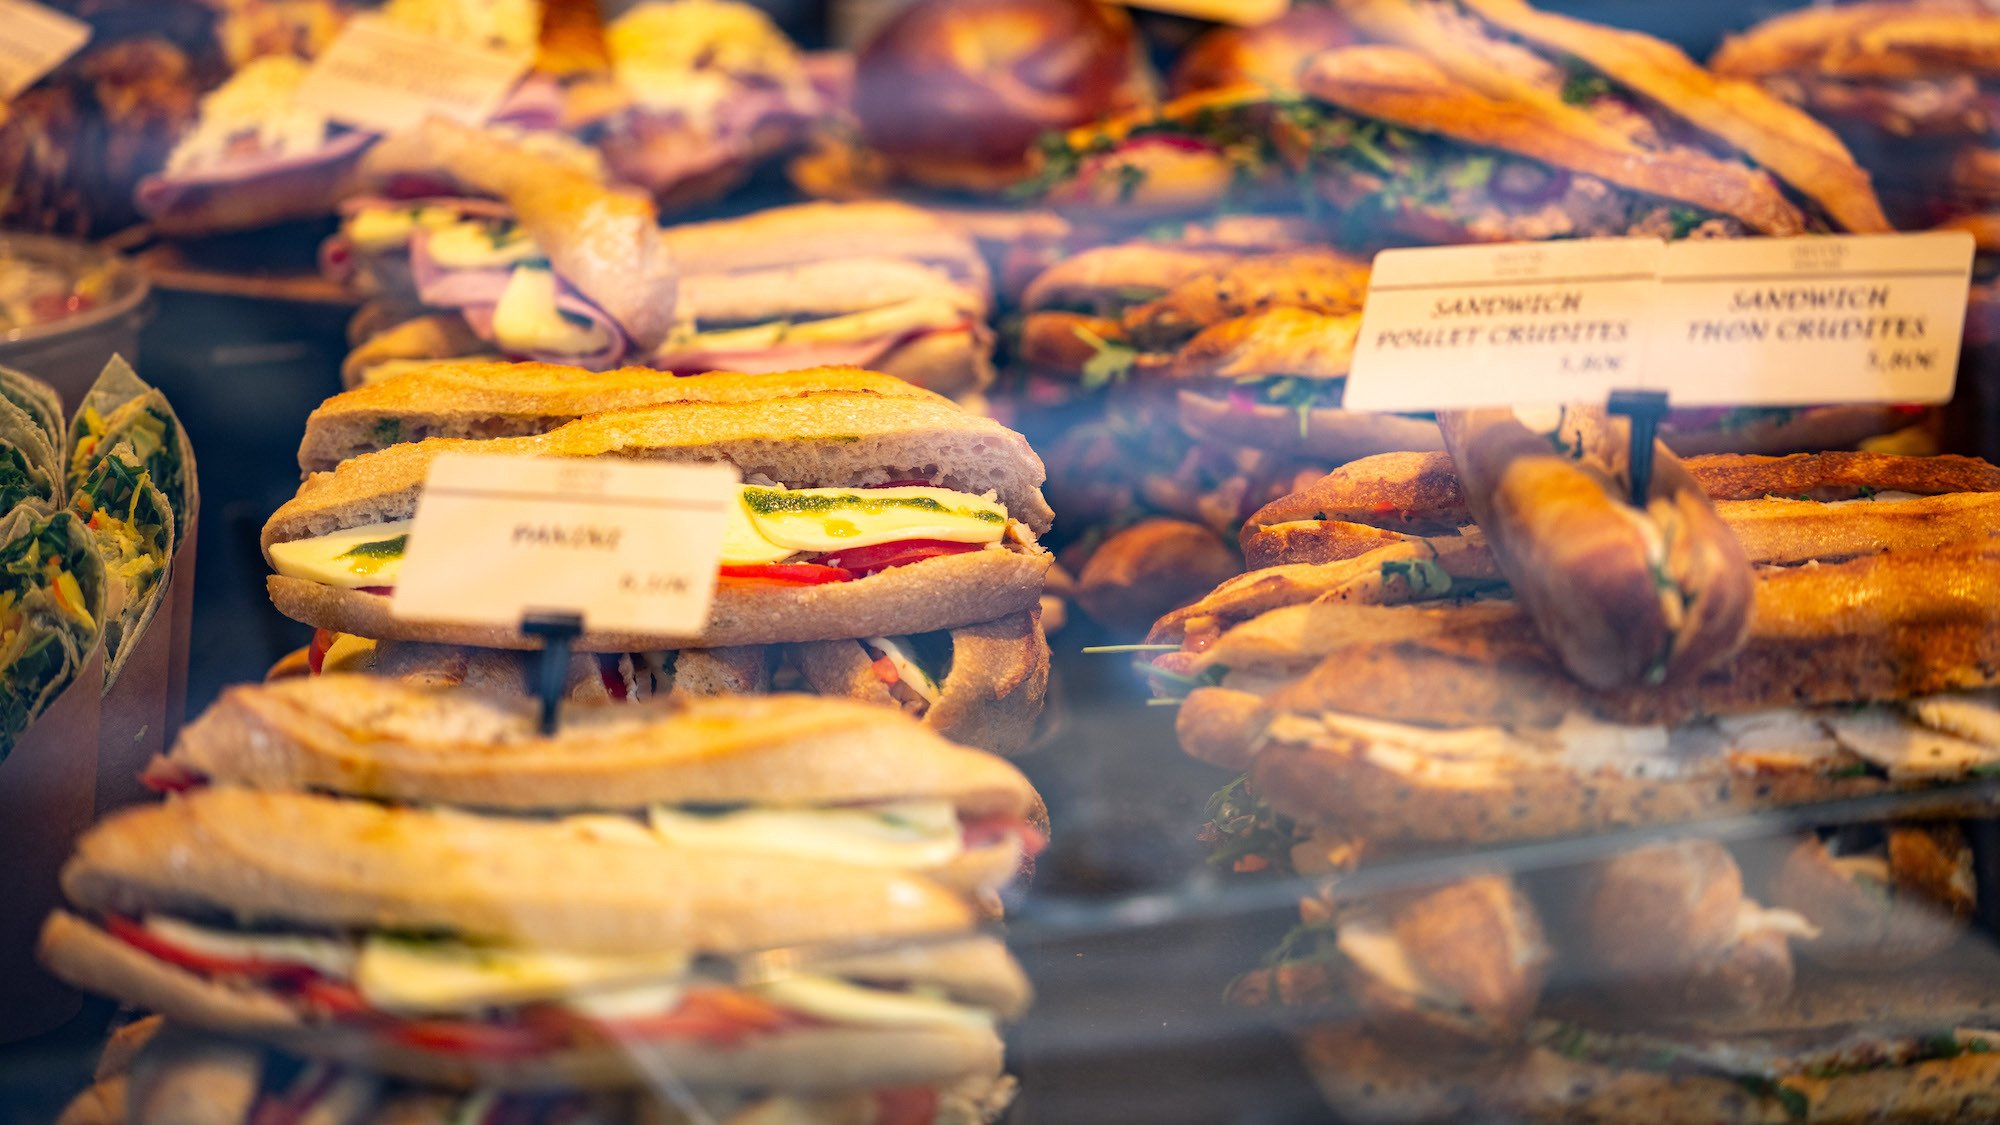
68;357;196;534
69;441;173;685
0;509;105;759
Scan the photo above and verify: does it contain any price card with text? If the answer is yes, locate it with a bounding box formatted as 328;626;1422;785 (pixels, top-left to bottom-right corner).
0;0;90;99
391;455;738;637
1344;239;1664;411
1648;231;1973;406
293;14;530;135
1112;0;1288;25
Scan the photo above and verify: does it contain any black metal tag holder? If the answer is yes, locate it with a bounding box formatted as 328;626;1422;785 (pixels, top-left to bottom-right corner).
521;610;585;735
1606;389;1670;505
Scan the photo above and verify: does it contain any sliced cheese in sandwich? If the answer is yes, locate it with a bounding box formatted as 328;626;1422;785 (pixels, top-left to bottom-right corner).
355;933;691;1015
268;486;1009;589
647;801;963;869
267;521;411;589
492;268;617;357
751;974;996;1031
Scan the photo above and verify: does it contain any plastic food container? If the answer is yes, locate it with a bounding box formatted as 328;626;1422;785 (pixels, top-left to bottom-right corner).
0;233;151;409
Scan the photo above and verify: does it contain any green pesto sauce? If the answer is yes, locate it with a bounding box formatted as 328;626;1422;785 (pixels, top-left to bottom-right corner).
340;534;408;561
742;488;1004;524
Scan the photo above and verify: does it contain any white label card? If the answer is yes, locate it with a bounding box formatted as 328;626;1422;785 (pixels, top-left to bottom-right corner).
293;14;529;135
1647;231;1973;407
1111;0;1289;25
391;454;738;638
0;0;90;99
1345;233;1974;413
1344;239;1664;411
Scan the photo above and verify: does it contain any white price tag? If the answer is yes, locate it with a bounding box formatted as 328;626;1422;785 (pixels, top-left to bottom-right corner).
1344;239;1664;411
0;0;90;99
391;454;738;638
1648;232;1973;406
1112;0;1288;25
293;14;529;135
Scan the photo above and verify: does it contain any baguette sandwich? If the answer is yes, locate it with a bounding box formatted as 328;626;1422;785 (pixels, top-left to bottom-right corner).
262;380;1054;652
1032;43;1878;240
648;202;996;401
334;197;996;400
61;1018;1018;1125
144;677;1047;898
334;118;676;372
1713;2;2000;139
40;786;1032;1092
1337;0;1890;233
1149;451;2000;850
1019;244;1446;464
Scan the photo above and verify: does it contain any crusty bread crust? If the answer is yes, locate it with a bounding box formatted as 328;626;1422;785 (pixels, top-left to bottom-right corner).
1245;492;2000;572
300;364;948;473
790;612;1049;756
267;545;1049;649
1156;308;1360;380
1299;47;1808;236
1245;449;2000;536
60;791;978;955
171;678;1039;816
1446;0;1891;232
1019;244;1241;313
43;914;1004;1094
1711;3;2000;80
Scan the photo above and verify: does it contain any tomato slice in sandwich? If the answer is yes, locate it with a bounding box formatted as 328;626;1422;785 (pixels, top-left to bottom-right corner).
388;1017;558;1058
717;563;854;585
818;539;982;576
106;916;320;982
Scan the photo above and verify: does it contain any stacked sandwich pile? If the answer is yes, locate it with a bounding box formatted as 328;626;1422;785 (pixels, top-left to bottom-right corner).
42;675;1046;1123
266;361;1052;755
1142;416;2000;1119
993;0;1947;633
2;0;848;240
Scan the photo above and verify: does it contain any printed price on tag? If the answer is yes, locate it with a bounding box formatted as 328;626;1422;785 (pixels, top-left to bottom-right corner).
1344;239;1664;411
1648;231;1974;406
391;454;738;638
0;0;90;99
293;14;530;134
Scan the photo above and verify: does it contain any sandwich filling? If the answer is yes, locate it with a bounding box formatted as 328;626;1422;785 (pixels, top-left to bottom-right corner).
269;483;1017;591
1033;92;1748;244
93;911;1005;1058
